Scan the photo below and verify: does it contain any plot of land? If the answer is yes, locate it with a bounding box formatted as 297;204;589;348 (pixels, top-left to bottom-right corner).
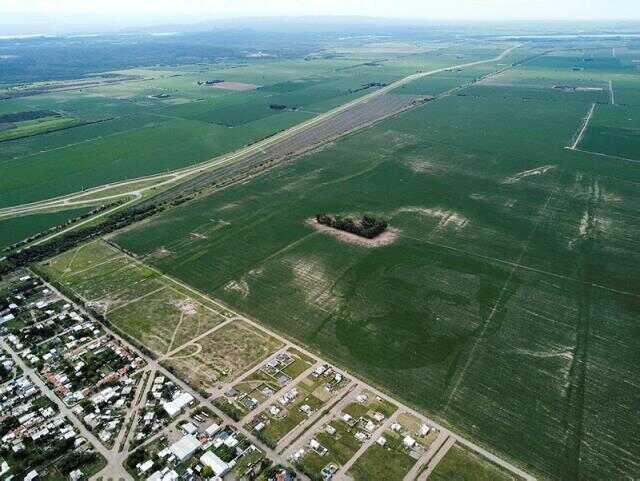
429;445;516;481
38;240;232;355
163;321;282;395
348;431;417;481
206;81;259;91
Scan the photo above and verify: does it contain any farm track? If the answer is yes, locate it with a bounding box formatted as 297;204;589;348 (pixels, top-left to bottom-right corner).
0;45;519;227
569;103;596;150
562;175;600;480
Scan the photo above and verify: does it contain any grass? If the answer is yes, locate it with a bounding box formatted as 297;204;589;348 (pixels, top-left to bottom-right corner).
429;445;515;481
0;206;92;251
162;320;282;394
39;239;230;355
255;380;325;447
113;45;640;481
348;439;416;481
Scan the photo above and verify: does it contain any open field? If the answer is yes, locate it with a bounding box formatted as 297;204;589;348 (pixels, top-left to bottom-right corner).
112;44;640;481
348;430;417;481
0;45;504;209
429;445;516;481
163;321;283;395
0;206;92;251
0;113;84;142
38;239;233;355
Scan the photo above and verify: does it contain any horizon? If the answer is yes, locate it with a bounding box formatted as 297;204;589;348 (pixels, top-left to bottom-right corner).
1;0;640;36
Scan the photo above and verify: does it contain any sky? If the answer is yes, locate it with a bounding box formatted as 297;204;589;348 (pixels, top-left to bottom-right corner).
1;0;639;34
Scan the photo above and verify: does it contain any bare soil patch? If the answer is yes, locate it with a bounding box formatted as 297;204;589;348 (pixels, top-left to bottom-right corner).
307;218;399;248
207;81;258;91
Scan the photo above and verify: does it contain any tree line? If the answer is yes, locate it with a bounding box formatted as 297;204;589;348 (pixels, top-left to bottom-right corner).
0;205;160;277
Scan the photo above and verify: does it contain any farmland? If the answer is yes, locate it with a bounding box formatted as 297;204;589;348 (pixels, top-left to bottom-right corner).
0;43;505;210
110;42;640;481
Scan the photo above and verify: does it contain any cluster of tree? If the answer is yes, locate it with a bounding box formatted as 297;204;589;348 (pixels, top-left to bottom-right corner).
197;79;224;85
0;364;11;383
58;452;98;475
0;110;59;123
0;205;160;276
316;213;388;239
126;446;147;471
348;82;387;93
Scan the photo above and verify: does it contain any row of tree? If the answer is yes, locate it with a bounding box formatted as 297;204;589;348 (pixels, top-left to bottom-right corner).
315;213;388;239
0;205;160;277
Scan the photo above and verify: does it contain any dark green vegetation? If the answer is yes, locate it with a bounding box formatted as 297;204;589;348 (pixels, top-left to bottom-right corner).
580;104;640;159
0;206;91;251
0;205;160;275
430;446;515;481
316;213;388;239
113;41;640;481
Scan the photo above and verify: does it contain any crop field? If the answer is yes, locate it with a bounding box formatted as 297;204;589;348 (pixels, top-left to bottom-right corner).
112;44;640;481
0;206;91;251
430;445;516;481
162;321;283;395
0;44;495;210
579;104;640;159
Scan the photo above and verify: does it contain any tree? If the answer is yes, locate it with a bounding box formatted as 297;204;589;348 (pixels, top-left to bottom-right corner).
201;465;213;478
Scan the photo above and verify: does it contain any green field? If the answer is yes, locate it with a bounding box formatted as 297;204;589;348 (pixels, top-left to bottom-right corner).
111;45;640;481
429;445;516;481
348;431;417;481
580;104;640;159
38;240;233;354
0;45;504;209
0;206;91;251
0;114;84;142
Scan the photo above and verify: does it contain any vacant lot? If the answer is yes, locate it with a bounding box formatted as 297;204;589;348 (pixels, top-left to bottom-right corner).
163;321;282;395
430;445;516;481
39;240;232;355
114;46;640;481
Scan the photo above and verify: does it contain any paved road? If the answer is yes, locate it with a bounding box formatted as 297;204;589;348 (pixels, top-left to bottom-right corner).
403;431;450;481
1;339;133;481
416;435;457;481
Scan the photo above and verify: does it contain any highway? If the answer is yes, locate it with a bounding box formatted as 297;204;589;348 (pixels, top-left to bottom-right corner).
0;44;520;226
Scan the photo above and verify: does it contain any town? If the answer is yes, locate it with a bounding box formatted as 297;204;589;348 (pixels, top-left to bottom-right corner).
0;265;530;481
